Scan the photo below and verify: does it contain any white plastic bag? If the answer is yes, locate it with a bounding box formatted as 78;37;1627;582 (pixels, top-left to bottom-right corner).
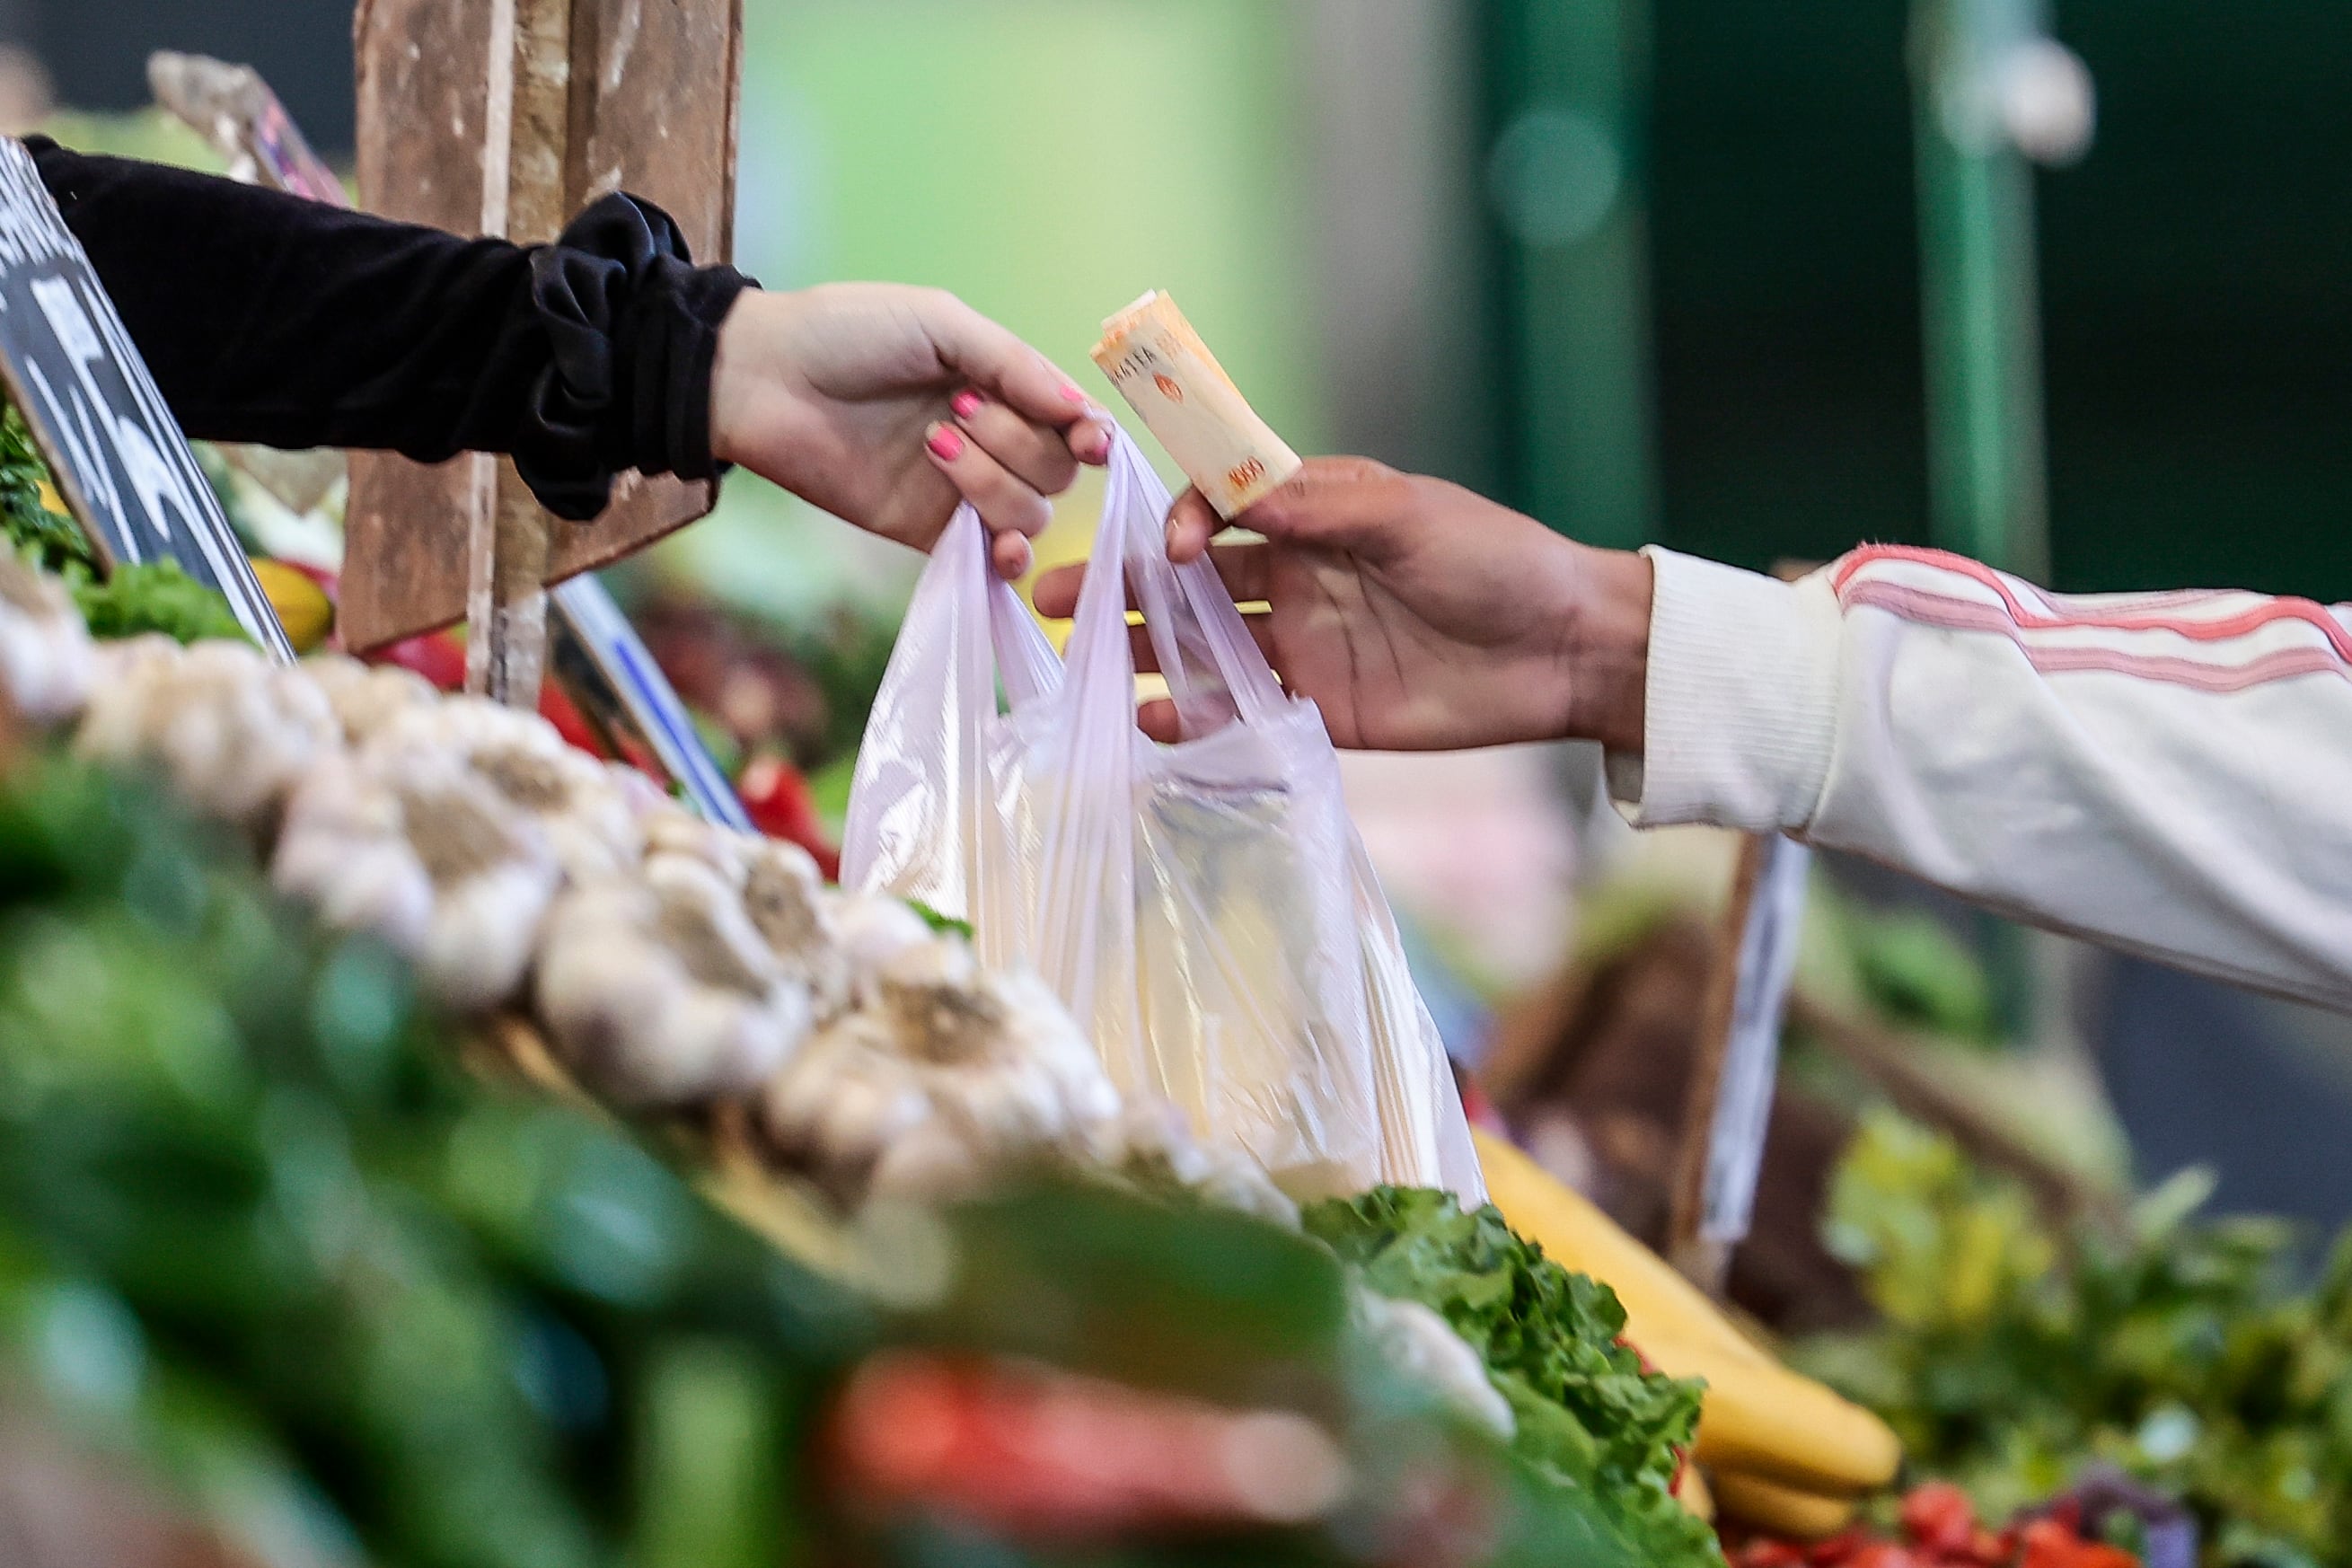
845;431;1483;1205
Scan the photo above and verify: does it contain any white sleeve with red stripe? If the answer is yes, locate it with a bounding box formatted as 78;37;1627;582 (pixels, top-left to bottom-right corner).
1617;545;2352;1010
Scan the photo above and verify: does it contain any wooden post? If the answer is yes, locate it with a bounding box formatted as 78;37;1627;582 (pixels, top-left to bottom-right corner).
344;0;744;669
454;0;570;704
1665;560;1821;1295
1666;833;1766;1292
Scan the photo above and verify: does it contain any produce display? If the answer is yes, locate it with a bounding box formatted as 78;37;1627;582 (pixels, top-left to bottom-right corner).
1725;1479;2162;1568
1798;1113;2352;1568
0;537;1732;1566
0;671;1685;1566
1475;1128;1905;1504
5;366;2313;1568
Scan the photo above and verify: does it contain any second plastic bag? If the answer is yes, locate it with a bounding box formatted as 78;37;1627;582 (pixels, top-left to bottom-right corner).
845;432;1482;1205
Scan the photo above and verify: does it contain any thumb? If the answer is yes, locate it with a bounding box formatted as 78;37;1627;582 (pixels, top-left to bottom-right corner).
1236;455;1414;551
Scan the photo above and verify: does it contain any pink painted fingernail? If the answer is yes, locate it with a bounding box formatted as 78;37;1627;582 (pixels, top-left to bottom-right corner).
1059;383;1088;403
926;423;965;461
951;389;984;420
1080;427;1113;462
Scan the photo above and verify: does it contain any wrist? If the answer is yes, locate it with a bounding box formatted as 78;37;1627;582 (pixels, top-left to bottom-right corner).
700;290;757;465
1561;546;1652;754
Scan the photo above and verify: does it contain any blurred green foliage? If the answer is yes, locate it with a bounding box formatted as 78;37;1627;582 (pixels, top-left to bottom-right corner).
1797;1111;2352;1566
0;751;868;1568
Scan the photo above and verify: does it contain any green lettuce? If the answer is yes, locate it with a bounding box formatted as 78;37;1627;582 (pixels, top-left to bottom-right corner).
1305;1186;1721;1568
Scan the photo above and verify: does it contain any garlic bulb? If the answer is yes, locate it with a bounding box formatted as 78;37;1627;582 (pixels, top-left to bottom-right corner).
758;937;1122;1204
828;892;938;1002
1094;1099;1301;1230
273;745;562;1011
534;853;814;1108
759;1010;936;1195
738;839;853;1017
868;938;1117;1124
76;637;340;833
371;697;642;882
639;800;925;1017
1352;1289;1515;1440
301;654;437;745
641;805;739;871
0;558;95;724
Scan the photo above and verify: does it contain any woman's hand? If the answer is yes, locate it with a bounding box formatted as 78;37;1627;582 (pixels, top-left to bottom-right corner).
1032;457;1654;753
709;284;1113;577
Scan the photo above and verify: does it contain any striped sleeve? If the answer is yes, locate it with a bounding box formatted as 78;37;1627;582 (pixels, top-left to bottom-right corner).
1618;544;2352;1010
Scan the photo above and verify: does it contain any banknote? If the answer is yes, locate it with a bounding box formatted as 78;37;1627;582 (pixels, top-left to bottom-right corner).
1092;291;1302;518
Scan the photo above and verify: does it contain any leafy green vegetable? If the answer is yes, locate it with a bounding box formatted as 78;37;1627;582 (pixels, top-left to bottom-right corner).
1305;1187;1720;1568
1848;909;2001;1044
908;899;976;940
0;401;94;577
1797;1110;2352;1565
71;558;252;644
6;401;249;645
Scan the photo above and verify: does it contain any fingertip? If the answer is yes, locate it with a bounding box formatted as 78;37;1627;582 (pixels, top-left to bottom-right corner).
1138;698;1182;744
1069;416;1114;466
1165;489;1218;562
1032;564;1079;619
991;530;1033;580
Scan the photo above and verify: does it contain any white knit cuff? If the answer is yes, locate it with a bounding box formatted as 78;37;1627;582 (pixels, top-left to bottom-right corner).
1609;548;1842;832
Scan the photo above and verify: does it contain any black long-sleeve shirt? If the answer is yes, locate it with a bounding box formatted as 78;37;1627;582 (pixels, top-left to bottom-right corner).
24;138;753;521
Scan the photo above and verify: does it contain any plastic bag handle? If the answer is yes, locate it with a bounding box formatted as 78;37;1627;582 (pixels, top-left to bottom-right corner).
1081;432;1288;737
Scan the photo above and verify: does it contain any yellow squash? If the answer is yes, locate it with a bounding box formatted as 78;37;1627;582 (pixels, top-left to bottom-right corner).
1673;1462;1714;1522
249;559;334;654
1709;1467;1861;1539
1472;1127;1901;1496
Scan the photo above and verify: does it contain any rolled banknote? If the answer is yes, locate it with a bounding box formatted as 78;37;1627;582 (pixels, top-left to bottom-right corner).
1091;291;1302;518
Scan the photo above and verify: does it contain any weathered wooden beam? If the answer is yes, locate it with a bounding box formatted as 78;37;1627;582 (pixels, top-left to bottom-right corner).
342;0;743;668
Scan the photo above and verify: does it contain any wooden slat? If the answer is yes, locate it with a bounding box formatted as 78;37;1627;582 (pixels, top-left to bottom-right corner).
340;0;741;655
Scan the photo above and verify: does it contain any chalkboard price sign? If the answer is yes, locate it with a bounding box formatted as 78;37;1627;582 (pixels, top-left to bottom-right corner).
0;138;292;659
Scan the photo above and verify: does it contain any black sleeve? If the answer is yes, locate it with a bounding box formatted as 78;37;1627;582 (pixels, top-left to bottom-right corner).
23;137;754;522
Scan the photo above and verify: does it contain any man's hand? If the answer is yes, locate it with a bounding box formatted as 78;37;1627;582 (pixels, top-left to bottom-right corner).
1032;457;1653;753
709;284;1113;577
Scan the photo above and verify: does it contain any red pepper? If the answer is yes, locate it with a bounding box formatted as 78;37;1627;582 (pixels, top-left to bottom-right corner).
1847;1545;1921;1568
824;1352;1354;1543
1962;1527;2013;1566
367;628;468;692
2017;1519;2089;1568
1806;1528;1872;1566
535;679;606;758
1901;1483;1978;1556
737;752;840;880
1734;1542;1809;1568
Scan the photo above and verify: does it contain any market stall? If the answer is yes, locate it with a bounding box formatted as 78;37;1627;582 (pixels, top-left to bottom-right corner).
0;20;2341;1568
